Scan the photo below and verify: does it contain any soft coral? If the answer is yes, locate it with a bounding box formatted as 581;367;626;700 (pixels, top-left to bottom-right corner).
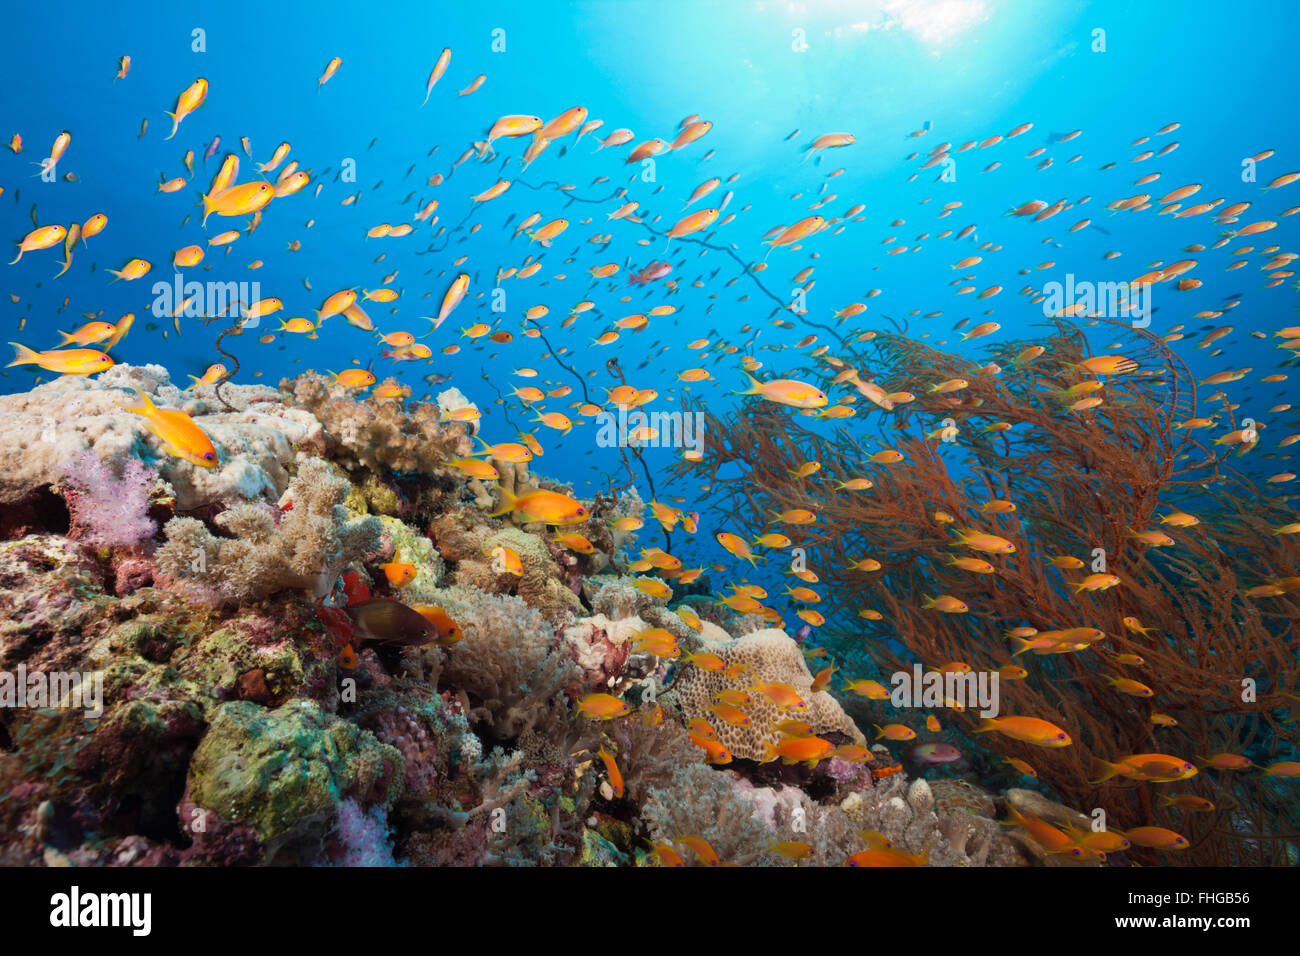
60;451;158;547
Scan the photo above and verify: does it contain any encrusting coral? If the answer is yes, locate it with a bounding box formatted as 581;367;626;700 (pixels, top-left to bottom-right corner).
156;457;382;601
185;699;404;862
0;364;319;511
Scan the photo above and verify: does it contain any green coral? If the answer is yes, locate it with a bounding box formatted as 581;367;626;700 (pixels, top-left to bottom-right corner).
579;828;628;867
377;514;444;603
187;700;403;858
174;626;305;699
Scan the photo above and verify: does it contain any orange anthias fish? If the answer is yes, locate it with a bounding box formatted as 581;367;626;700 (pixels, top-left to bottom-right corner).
166;77;208;140
847;842;930;868
737;373;828;409
409;605;463;646
1001;805;1085;859
490;487;589;525
8;343;113;375
762;734;833;766
380;561;417;587
10;224;67;263
751;681;807;710
675;835;721;866
577;693;630;719
716;532;760;565
596;745;624;798
116;383;218;467
974;716;1072;747
1091;753;1197;784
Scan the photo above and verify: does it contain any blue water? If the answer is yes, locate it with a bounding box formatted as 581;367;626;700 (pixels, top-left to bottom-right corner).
3;0;1297;596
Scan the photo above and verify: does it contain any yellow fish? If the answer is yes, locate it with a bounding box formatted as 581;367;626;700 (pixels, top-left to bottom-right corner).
117;384;217;467
201;181;274;226
489;486;589;525
166;78;208;140
8;343;113;375
9;225;67;264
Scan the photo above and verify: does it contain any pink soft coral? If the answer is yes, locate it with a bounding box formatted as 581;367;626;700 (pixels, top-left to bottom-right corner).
61;451;158;547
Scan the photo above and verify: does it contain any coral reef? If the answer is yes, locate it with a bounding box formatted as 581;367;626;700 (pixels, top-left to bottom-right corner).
0;361;1111;869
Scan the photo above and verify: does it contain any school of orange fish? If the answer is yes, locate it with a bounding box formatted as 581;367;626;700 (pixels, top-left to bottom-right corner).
4;48;1299;866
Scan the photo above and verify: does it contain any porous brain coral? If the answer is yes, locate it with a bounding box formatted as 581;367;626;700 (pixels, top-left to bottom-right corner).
663;628;865;761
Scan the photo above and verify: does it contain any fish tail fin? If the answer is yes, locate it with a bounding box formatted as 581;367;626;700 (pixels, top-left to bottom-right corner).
487;484;519;518
55;329;75;347
7;246;23;265
972;718;998;735
1088;760;1121;785
1010;636;1036;657
732;371;762;398
6;342;40;367
873;724;886;739
760;739;778;764
115;382;154;416
200;191;217;227
164;112;179;141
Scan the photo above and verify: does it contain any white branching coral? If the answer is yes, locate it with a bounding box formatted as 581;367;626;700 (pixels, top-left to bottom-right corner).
156;457;381;600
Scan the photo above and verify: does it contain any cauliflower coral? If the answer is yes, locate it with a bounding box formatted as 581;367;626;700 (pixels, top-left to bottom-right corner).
156;457;381;601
